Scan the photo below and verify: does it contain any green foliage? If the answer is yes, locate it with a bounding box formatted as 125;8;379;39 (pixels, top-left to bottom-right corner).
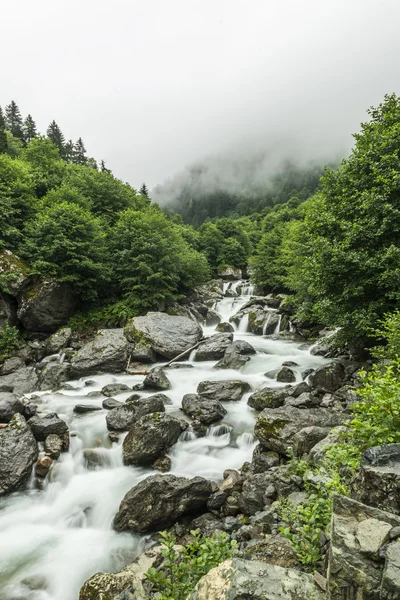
0;324;21;362
23;137;65;196
145;529;237;600
372;310;400;361
0;107;8;154
0;155;34;249
5;101;24;141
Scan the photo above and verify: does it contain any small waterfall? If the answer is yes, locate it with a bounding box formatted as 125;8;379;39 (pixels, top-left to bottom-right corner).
237;431;257;448
262;313;272;335
289;320;294;333
274;315;282;335
222;282;231;294
59;352;66;364
238;314;249;333
240;282;254;296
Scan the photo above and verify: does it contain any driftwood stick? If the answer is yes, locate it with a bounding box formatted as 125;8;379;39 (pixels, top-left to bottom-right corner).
164;337;208;368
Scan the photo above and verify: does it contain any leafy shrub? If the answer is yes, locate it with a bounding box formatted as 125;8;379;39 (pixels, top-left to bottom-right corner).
145;530;237;600
0;324;21;362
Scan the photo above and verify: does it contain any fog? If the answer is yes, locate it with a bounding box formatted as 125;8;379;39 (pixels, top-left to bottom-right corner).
1;0;400;196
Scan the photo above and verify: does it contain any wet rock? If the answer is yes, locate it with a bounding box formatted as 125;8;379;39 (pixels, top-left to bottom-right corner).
215;322;234;333
0;414;38;496
106;396;165;431
101;383;131;397
205;309;221;326
197;380;251;402
35;455;53;478
181;393;227;425
36;362;71;391
102;398;123;410
122;412;186;466
70;329;128;377
327;495;400;600
113;474;215;533
130;342;157;363
45;327;72;354
86;390;103;398
247;387;288;411
292;426;332;456
309;361;346;392
73;404;102;414
254;405;346;454
189;559;324;600
276;366;296;383
139;392;172;406
153;455;172;472
284;391;321;408
125;312;203;360
195;333;233;361
0;356;25;375
142;367;171;391
214;340;256;370
28;413;69;450
165;363;194;370
0;392;25;422
44;434;63;459
17;278;76;333
245;535;298;568
0;366;38;394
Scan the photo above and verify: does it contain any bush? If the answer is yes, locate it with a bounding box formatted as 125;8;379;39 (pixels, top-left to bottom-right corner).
0;324;21;362
145;530;237;600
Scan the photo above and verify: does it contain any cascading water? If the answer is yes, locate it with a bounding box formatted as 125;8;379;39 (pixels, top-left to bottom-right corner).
0;280;329;600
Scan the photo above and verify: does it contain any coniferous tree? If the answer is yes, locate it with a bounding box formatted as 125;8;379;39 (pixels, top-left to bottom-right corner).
139;182;149;197
0;107;8;154
46;120;65;157
23;114;38;143
100;159;111;174
5;101;24;141
64;139;74;163
72;137;87;164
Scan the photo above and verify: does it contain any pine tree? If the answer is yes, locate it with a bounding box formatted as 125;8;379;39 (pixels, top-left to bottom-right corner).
0;107;8;154
64;139;74;163
100;159;111;174
140;182;149;197
46;120;66;157
5;100;24;140
23;114;38;143
72;137;87;164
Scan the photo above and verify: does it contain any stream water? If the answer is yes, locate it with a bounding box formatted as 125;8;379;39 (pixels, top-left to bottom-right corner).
0;283;328;600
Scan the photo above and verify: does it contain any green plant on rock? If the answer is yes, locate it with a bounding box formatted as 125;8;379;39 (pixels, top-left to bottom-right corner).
145;529;237;600
0;324;21;362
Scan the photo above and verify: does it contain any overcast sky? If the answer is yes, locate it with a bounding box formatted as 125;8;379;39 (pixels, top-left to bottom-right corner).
1;0;400;191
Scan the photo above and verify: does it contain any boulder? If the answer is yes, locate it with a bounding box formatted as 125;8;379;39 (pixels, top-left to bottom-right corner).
0;414;38;496
17;278;76;333
101;383;131;397
28;413;69;450
0;392;25;422
189;559;324;600
113;474;215;533
0;366;38;394
205;309;221;326
70;329;128;376
215;322;234;333
217;267;242;280
142;368;171;391
122;413;186;466
327;495;400;600
35;455;53;478
309;426;348;463
245;536;298;568
130;342;157;363
36;362;71;391
44;434;63;459
251;445;280;473
195;333;233;361
181;394;227;425
308;362;345;392
0;250;30;295
292;426;332;457
45;327;72;354
247;387;289;411
276;366;296;383
106;396;165;431
73;404;102;414
254;406;346;454
197;380;251;402
0;356;25;376
214;340;256;370
125;312;202;360
102;398;123;410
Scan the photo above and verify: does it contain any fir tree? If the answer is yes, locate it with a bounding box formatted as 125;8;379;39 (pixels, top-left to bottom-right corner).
46;120;66;156
0;107;8;154
100;159;111;174
23;114;38;143
5;100;24;140
140;182;149;197
72;137;87;164
64;139;74;163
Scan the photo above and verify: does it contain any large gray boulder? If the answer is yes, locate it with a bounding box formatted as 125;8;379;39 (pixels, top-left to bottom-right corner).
106;396;165;431
70;329;128;376
142;368;171;391
28;413;69;448
17;278;76;333
247;387;289;411
214;340;256;370
181;393;227;425
308;362;345;392
254;405;346;454
0;414;38;496
113;474;215;533
327;495;400;600
125;312;202;360
197;380;251;402
189;559;324;599
36;362;71;391
0;392;25;422
195;333;233;361
0;366;38;394
122;413;186;466
45;327;72;354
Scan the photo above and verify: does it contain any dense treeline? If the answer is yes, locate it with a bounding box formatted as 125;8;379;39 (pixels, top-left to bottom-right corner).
251;94;400;345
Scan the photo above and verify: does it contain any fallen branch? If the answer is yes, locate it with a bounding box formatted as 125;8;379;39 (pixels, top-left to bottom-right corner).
164;337;208;367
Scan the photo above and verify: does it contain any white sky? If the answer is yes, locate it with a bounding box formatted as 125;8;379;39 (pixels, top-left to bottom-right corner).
1;0;400;190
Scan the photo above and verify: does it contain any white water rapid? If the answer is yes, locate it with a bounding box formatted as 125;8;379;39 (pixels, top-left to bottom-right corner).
0;282;328;600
